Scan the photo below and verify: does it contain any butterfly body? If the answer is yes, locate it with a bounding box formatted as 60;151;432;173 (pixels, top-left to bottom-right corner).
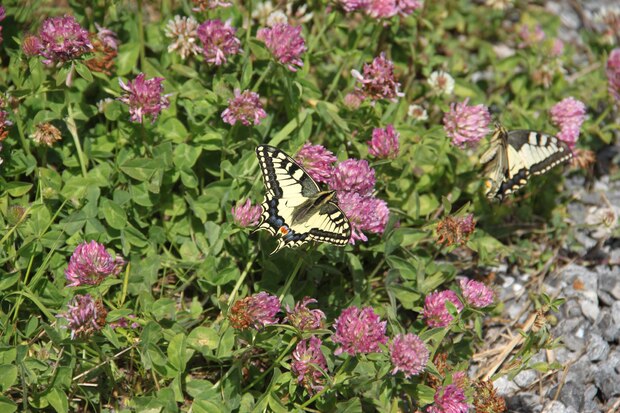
481;125;573;200
255;145;351;253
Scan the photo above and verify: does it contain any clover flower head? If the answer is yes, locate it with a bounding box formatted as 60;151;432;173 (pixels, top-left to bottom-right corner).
408;104;428;121
0;110;12;141
266;11;288;26
390;333;429;378
197;19;241;66
22;35;42;57
221;89;267;126
65;240;125;287
229;292;280;330
338;0;369;12
368;124;400;159
192;0;232;11
257;23;306;72
550;38;564;57
109;314;140;330
59;294;107;339
606;49;620;103
165;15;200;60
285;297;326;331
459;278;494;308
427;70;455;95
397;0;423;16
118;73;170;124
31;123;62;147
436;214;475;247
351;53;403;102
95;23;119;50
329;159;376;196
518;23;545;48
343;92;364;109
338;192;389;244
426;384;469;413
231;199;263;227
340;0;421;17
333;306;388;356
549;96;586;149
366;0;399;18
38;15;93;65
423;290;464;328
291;336;328;394
295;143;337;184
443;98;491;147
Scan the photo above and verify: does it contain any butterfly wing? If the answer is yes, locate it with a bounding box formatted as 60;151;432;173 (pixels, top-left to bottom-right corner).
255;145;351;253
481;127;509;200
482;128;573;200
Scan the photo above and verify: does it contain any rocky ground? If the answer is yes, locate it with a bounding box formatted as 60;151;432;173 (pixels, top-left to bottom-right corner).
472;2;620;412
486;169;620;413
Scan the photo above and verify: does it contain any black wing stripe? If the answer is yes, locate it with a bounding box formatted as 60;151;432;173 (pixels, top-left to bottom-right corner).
483;128;573;200
255;145;351;253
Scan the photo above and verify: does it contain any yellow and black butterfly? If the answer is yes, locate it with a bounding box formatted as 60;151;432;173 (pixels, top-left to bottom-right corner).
481;124;573;200
255;145;351;253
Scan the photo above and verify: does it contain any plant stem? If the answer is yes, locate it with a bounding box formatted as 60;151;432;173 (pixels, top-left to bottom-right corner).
242;336;297;392
227;251;257;306
137;0;146;71
253;61;274;92
13;109;31;157
278;258;303;302
65;103;88;177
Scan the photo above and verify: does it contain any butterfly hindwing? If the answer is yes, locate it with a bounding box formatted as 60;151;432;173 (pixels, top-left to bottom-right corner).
482;126;573;200
255;145;351;253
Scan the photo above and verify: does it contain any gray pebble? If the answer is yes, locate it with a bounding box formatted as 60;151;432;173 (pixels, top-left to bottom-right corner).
586;333;610;362
514;369;538;389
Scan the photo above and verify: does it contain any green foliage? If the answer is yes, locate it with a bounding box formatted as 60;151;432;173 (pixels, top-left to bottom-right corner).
0;0;614;412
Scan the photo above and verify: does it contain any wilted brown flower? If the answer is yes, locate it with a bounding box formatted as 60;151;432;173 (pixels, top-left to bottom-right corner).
31;123;62;147
473;379;507;413
571;148;596;170
436;214;476;247
84;34;117;75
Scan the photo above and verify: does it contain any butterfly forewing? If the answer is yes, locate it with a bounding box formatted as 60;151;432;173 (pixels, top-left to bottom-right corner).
255;145;351;253
482;127;573;200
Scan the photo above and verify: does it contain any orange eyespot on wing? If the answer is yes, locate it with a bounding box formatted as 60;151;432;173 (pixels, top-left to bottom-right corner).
278;226;289;236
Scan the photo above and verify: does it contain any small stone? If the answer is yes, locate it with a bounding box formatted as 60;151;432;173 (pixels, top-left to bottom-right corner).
598;289;616;307
612;302;620;326
565;358;595;387
596;310;620;342
494;375;520;396
561;299;584;318
514;369;538;388
501;276;515;289
541;400;573;413
505;392;540;411
586;333;610;362
558;381;584;410
554;347;579;365
607;350;620;369
578;294;600;322
583;384;599;412
598;266;620;300
594;365;620;401
556;319;586;353
574;231;597;251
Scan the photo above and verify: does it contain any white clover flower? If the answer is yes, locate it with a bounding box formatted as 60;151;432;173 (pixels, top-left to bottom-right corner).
252;1;275;23
407;104;428;121
164;15;200;59
427;70;455;95
266;11;288;27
